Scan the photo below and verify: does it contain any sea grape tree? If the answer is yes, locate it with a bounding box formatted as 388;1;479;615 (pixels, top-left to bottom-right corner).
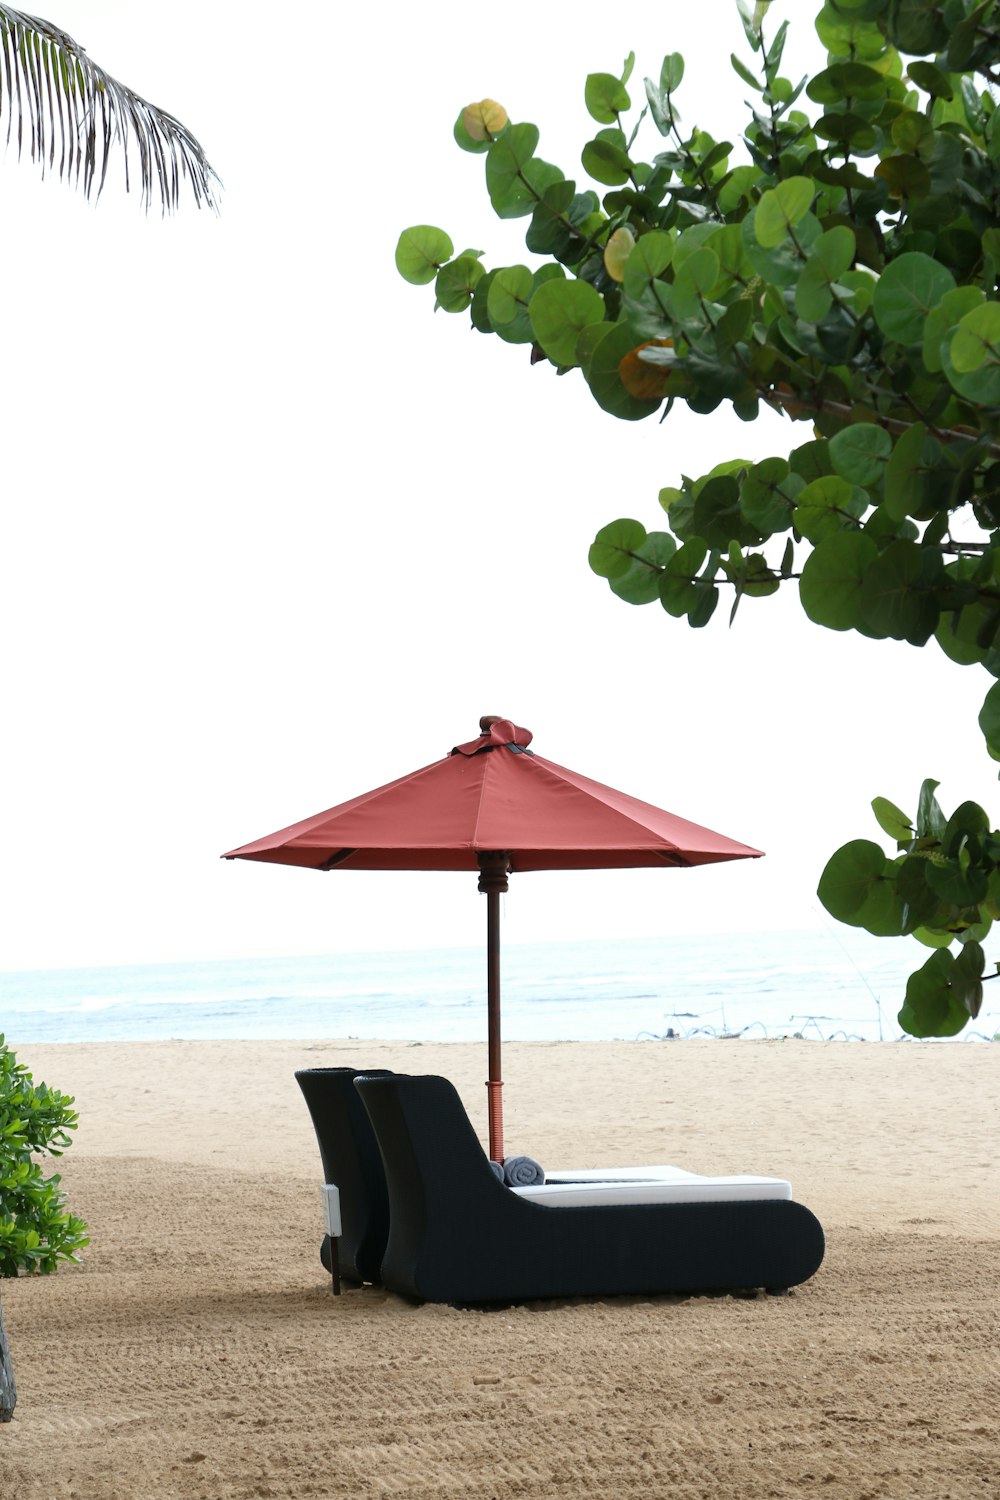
397;0;1000;1037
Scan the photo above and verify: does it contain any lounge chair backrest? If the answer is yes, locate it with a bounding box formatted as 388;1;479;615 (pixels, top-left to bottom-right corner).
354;1072;510;1295
294;1067;392;1284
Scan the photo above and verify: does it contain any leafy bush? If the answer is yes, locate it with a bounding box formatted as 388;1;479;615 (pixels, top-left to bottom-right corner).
0;1035;88;1276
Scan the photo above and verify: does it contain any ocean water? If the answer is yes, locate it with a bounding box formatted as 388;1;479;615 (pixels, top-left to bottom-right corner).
2;928;997;1047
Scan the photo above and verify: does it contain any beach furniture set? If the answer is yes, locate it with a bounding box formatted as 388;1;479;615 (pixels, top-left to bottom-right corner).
233;713;823;1302
296;1066;826;1306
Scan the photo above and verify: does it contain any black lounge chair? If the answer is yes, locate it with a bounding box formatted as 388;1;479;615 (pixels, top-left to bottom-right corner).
294;1067;391;1284
354;1072;825;1305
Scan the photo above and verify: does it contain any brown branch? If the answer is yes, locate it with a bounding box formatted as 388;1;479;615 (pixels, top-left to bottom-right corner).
760;387;1000;455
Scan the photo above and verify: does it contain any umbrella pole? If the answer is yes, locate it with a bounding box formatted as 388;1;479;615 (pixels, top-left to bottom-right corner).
478;852;510;1162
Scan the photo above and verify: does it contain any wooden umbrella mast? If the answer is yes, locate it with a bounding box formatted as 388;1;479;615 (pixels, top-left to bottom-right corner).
477;849;511;1163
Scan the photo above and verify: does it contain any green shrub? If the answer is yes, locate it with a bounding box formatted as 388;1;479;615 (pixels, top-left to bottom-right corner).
0;1035;88;1276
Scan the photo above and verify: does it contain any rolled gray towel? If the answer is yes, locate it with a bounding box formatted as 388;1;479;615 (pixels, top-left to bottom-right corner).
488;1159;505;1183
503;1155;545;1187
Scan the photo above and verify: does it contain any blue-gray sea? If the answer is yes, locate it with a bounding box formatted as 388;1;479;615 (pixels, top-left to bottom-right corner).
2;928;997;1047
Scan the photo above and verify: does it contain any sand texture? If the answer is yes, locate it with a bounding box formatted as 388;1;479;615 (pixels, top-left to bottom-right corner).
1;1038;997;1499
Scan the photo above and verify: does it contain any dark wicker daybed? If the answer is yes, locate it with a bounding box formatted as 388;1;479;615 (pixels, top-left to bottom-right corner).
353;1072;826;1306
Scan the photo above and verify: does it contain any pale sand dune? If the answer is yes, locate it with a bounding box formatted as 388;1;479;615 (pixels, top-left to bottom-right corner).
2;1039;997;1499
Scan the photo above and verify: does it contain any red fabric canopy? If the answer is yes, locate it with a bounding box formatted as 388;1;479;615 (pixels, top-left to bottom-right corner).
223;717;762;871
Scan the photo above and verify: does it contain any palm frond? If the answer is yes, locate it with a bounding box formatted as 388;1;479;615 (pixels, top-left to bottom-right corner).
0;6;220;212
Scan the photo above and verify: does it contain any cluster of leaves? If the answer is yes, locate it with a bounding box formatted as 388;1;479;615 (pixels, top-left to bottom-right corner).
819;781;997;1034
397;0;1000;1036
0;1035;88;1277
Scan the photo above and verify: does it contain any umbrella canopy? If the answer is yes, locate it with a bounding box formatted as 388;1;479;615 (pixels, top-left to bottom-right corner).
224;717;762;1157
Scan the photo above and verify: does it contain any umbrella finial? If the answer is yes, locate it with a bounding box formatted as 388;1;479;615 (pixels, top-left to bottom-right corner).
453;718;533;757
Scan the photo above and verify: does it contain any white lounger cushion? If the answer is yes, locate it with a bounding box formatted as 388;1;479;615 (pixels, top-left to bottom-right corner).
512;1164;791;1207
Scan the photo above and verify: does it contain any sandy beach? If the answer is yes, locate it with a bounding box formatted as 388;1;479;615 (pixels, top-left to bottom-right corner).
1;1037;997;1499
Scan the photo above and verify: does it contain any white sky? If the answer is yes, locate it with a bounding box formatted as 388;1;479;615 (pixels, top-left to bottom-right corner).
1;0;997;973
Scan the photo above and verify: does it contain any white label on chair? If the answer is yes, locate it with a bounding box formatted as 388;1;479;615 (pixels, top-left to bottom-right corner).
322;1183;342;1238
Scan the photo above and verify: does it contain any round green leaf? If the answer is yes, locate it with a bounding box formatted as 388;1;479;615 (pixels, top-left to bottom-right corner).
790;439;833;483
589;518;647;579
661;52;684;92
581;134;632;187
658;538;709;618
610;531;677;604
814;111;877;151
858;539;943;645
739;458;799;534
950;302;1000;374
898;949;971;1038
935;599;997;668
583;322;664;421
954;939;985;1018
692;473;761;549
454;103;508;153
529;279;606;368
395;225;455;286
942;800;989;858
671;247;721;315
891;110;935;155
883;421;927;521
799;531;878;631
911;925;956;949
922;285;984;373
829;423;892;488
815;6;886;58
795;256;835;323
894;0;949;55
916;778;946;840
907;61;954;99
817;839;894;924
623;231;674;299
794;475;865;544
815;225;856;278
806;62;887;105
754;177;816;249
485;123;541;219
434;255;485;313
743;208;821;285
875;154;932;201
487;265;534;327
585;72;630;124
943;339;1000;405
872;252;956;344
872;797;914;844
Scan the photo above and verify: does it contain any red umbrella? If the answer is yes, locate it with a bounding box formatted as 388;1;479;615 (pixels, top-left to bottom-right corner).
223;716;762;1160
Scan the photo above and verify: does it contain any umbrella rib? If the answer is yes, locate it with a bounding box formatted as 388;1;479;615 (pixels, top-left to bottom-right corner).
469;754;495;854
318;849;356;871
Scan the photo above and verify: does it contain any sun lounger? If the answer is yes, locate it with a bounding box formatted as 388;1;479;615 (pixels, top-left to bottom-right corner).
294;1067;392;1284
353;1072;825;1305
